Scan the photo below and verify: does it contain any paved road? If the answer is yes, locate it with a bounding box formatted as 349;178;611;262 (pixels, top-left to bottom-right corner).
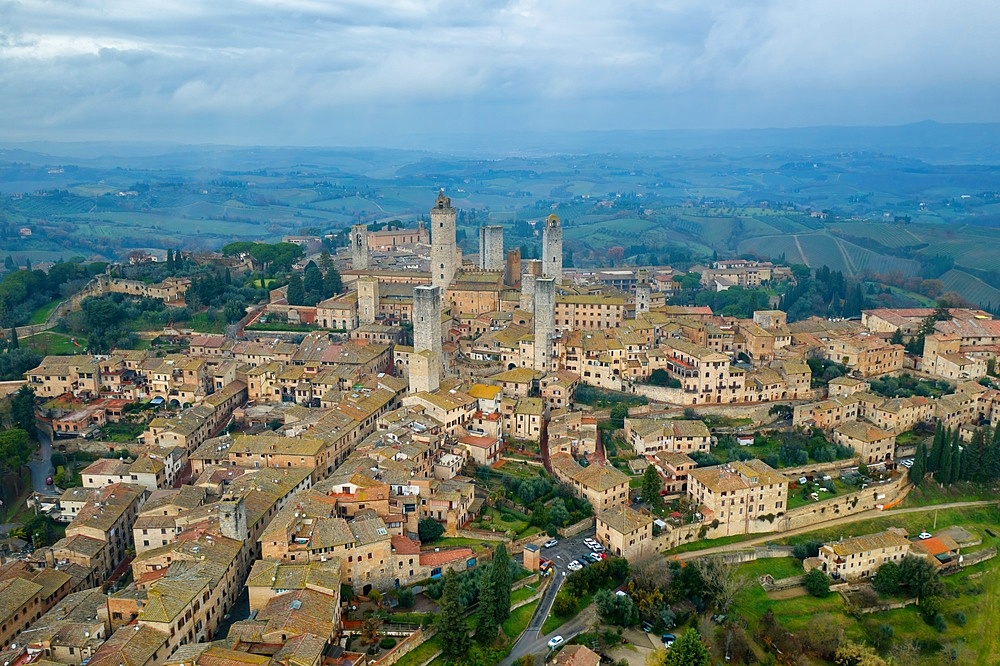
502;531;599;666
26;425;58;498
670;499;1000;561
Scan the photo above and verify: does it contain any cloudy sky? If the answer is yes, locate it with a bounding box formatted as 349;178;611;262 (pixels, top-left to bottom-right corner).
1;0;998;147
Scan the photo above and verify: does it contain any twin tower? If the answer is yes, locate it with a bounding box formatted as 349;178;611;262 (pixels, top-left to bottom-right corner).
354;191;561;393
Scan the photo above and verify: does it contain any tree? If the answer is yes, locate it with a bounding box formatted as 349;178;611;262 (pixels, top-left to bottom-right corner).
871;561;900;595
692;557;752;614
360;614;383;653
889;328;904;346
418;518;444;544
437;569;469;660
803;569;831;597
898;555;942;600
303;263;324;303
909;442;927;486
323;267;343;296
928;423;945;473
10;385;37;440
594;589;639;626
641;464;662;508
663;629;709;666
609;403;629;428
286;274;305;306
0;429;33;469
474;564;499;643
8;327;17;350
492;543;513;624
834;640;888;666
547;498;570;527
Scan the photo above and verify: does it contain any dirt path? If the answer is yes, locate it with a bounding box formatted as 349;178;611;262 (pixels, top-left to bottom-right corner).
793;235;807;264
767;586;808;600
670;499;1000;561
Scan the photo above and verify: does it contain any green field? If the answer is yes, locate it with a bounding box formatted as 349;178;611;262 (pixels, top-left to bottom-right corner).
23;331;87;355
28;298;64;325
939;269;1000;310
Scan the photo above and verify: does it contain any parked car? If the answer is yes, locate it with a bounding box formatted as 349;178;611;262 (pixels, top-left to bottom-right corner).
567;560;583;572
595;552;608;560
548;636;565;649
45;476;53;485
591;543;606;553
919;532;932;539
642;622;654;633
544;539;559;548
661;633;676;648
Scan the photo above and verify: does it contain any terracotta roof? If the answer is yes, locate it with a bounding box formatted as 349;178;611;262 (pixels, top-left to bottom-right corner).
419;547;474;567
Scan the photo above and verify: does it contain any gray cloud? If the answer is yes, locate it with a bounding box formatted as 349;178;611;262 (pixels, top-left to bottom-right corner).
0;0;998;146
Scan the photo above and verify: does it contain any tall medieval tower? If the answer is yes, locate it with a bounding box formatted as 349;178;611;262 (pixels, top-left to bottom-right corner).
358;276;379;325
430;190;457;296
479;225;505;271
351;224;369;270
542;214;563;285
533;277;556;372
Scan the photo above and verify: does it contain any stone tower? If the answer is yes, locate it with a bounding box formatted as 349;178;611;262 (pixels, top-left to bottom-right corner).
520;274;536;312
409;349;441;394
533;277;556;372
479;225;505;271
505;248;521;288
635;269;650;316
520;260;542;311
351;224;369;270
218;496;248;542
413;285;442;359
358;276;379;325
430;190;457;295
542;214;563;285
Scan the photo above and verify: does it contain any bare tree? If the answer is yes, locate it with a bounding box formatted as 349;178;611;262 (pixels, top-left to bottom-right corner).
692;557;753;614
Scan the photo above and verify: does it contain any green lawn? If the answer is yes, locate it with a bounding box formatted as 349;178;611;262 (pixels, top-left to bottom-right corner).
23;331;87;355
542;590;596;635
664;532;758;555
731;534;1000;664
393;635;443;666
780;505;1000;549
901;482;997;508
187;312;227;333
28;298;63;325
503;599;539;638
511;586;538;605
430;537;498;550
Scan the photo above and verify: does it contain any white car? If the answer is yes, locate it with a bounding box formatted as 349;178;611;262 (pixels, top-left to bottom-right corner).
590;543;606;553
544;539;559;548
567;560;583;572
919;532;932;539
547;636;564;649
583;538;597;546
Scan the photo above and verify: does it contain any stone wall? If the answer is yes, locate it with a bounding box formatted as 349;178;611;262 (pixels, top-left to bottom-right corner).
374;627;433;666
779;475;908;532
657;476;909;553
558;516;595;538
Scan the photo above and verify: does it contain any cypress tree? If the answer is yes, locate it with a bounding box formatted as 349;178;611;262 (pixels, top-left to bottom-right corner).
928;423;945;472
939;433;953;485
323;267;343;296
474;566;499;643
909;442;927;486
286;275;305;306
166;249;174;269
949;440;962;485
9;327;18;350
438;569;469;660
492;543;513;624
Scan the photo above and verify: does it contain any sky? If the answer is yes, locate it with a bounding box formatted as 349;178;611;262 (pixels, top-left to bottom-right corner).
1;0;999;148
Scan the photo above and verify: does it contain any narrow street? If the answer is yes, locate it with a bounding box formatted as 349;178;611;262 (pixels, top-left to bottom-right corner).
27;424;58;497
502;531;598;666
